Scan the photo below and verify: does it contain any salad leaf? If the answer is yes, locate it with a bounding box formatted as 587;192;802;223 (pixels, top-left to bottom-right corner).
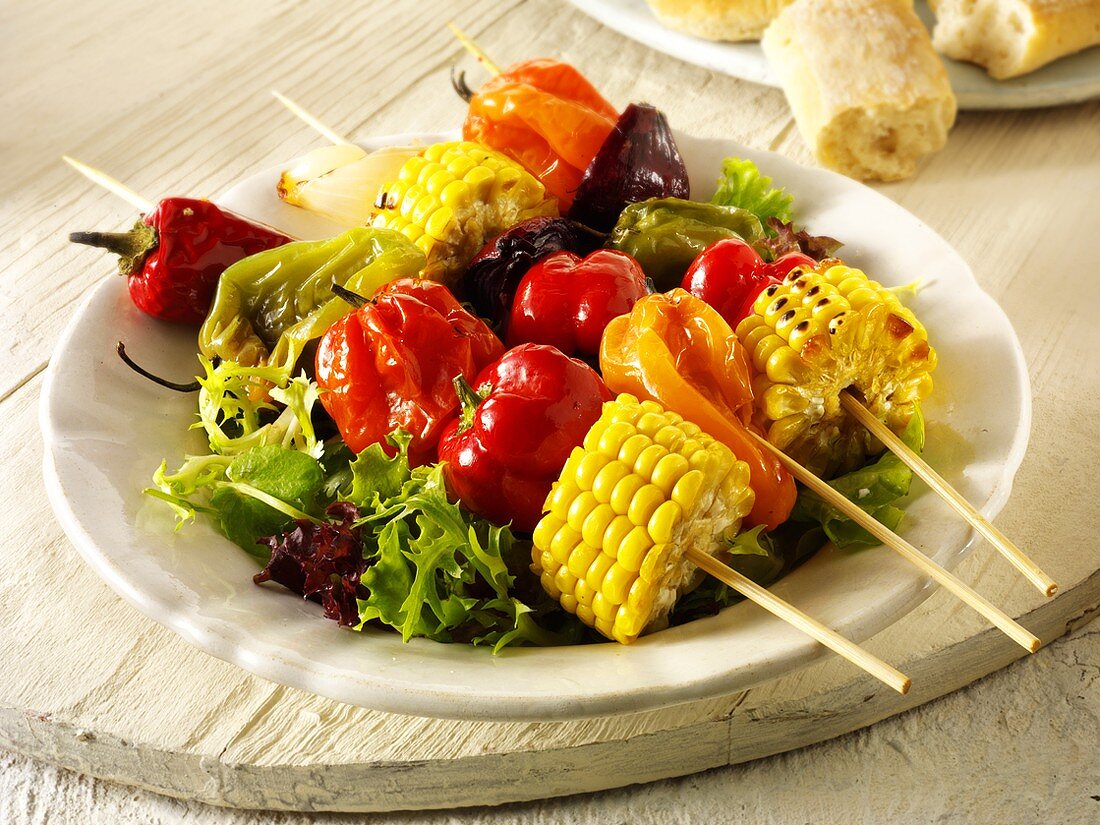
756;217;842;262
791;407;926;548
347;431;577;651
207;446;325;556
148;361;329;553
194;357;322;458
347;431;413;506
712;158;794;226
255;502;364;625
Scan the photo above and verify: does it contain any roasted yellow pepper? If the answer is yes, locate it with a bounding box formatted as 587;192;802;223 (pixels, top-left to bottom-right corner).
599;289;797;530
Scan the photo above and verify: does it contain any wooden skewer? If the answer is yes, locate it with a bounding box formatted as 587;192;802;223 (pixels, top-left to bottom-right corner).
62;156;154;212
270;90;352;146
685;547;910;694
838;391;1057;598
748;431;1040;653
289;31;1015;673
447;22;502;76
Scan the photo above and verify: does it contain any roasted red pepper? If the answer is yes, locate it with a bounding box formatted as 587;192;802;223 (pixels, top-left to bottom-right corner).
681;238;815;326
70;197;292;324
463;59;619;211
464;216;604;328
315;278;504;465
437;344;612;532
507;249;648;358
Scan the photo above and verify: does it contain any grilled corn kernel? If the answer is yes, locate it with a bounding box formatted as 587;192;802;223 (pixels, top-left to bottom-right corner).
373;141;557;283
735;260;937;478
531;394;756;644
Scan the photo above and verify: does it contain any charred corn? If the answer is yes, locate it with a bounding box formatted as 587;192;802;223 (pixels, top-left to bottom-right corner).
373;141;557;282
735;260;936;478
532;393;756;644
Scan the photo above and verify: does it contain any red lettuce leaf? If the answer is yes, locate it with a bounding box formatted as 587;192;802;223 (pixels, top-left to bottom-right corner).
254;501;364;626
758;217;842;262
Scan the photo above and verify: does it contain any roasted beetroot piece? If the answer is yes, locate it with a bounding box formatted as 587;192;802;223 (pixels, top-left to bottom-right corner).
568;103;690;232
463;217;604;328
254;501;364;626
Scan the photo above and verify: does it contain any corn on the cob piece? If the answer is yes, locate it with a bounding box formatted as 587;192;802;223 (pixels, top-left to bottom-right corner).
372;141;558;283
532;393;756;644
735;260;936;478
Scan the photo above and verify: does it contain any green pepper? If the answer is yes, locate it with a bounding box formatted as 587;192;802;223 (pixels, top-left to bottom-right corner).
199;227;425;370
607;197;763;291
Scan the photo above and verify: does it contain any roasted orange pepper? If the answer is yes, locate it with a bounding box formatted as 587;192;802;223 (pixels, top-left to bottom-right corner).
463;59;618;211
599;289;796;529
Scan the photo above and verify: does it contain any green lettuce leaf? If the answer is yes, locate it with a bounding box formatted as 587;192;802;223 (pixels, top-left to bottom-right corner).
148;362;330;554
157;444;324;557
712;157;794;226
791;407;926;548
349;431;579;650
194;358;323;458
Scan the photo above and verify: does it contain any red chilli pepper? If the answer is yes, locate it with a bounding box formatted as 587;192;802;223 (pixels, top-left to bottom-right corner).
315;278;504;466
70;197;293;324
437;344;613;532
681;238;815;326
507;249;648;358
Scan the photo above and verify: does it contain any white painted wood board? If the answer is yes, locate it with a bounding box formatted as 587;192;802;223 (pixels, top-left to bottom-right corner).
0;0;1097;814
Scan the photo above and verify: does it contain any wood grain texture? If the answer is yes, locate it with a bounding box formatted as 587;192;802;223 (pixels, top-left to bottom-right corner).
1;0;1098;814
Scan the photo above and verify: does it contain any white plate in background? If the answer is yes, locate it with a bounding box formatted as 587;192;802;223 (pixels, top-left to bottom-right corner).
570;0;1100;110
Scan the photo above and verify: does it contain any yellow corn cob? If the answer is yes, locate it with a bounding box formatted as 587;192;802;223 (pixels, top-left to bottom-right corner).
372;140;557;283
532;393;756;644
735;260;936;478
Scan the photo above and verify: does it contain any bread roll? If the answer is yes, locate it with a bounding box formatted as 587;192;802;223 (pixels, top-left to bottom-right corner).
645;0;795;41
930;0;1100;79
762;0;957;181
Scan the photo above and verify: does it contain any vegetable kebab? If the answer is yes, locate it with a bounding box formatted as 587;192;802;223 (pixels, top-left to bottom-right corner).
439;31;1047;647
65;25;1057;692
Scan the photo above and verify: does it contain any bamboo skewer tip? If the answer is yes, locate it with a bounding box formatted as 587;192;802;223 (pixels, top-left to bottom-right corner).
836;391;1056;598
746;429;1040;654
684;547;911;695
61;155;154;213
446;22;502;76
271;90;351;147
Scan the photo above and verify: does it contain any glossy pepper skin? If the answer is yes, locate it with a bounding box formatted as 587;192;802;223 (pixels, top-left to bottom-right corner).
70;197;292;324
437;344;613;532
464;217;605;328
315;279;504;465
608;198;764;291
599;290;797;530
681;238;815;326
464;59;618;211
507;249;649;358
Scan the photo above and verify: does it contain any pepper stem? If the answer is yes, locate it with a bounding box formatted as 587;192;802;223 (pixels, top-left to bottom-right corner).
116;341;200;392
453;375;490;432
450;65;474;102
70;219;158;276
331;283;370;308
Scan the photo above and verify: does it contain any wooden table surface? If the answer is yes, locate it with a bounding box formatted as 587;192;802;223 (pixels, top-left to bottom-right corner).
2;0;1099;821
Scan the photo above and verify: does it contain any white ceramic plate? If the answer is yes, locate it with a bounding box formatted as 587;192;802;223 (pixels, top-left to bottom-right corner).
41;130;1030;721
571;0;1100;110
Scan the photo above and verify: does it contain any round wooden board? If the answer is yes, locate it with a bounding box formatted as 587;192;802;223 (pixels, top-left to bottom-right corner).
3;0;1099;814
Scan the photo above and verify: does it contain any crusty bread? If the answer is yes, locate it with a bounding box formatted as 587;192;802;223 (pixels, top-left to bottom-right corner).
762;0;957;181
645;0;795;41
930;0;1100;79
